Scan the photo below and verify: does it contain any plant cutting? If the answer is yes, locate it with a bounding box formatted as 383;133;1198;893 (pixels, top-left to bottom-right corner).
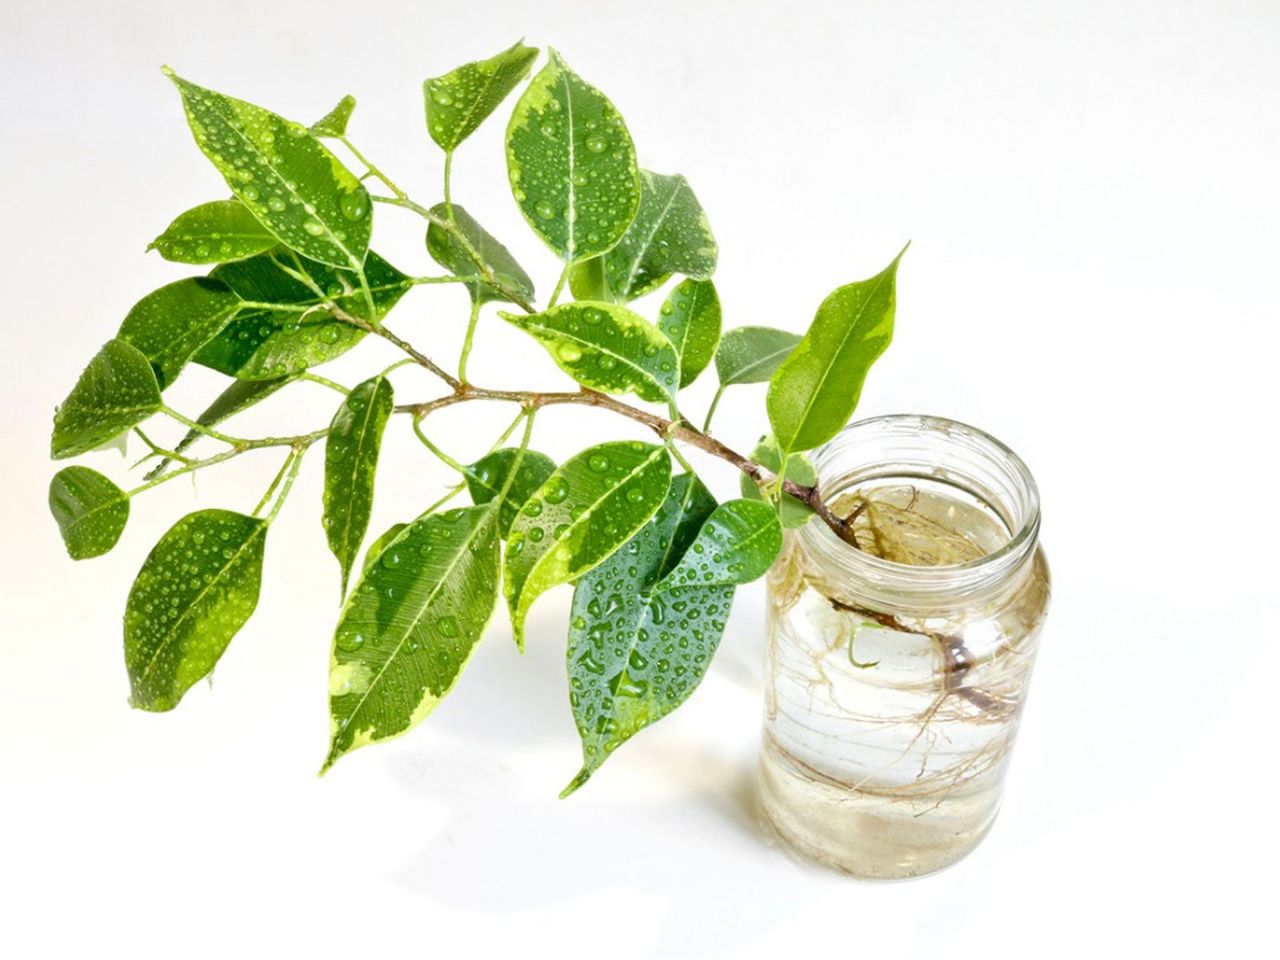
47;41;904;795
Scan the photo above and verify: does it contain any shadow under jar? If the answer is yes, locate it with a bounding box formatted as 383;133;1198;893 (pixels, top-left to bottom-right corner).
759;415;1050;879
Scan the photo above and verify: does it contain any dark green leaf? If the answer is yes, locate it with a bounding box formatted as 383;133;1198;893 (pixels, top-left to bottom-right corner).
362;522;407;575
658;279;721;388
767;248;905;454
603;171;717;301
195;249;410;380
714;326;801;386
563;474;731;795
660;499;782;588
425;202;534;306
465;446;557;536
311;94;356;137
568;257;608;302
324;505;501;770
125;509;267;711
48;466;129;560
323;376;394;595
52;340;162;459
505;50;640;263
144;374;295;481
499;302;679;403
117;277;243;387
148;199;278;264
740;434;816;529
505;441;671;649
164;68;372;269
425;40;539;152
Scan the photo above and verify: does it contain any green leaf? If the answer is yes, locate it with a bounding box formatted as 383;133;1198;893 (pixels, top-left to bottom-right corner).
148;199;278;264
465;446;557;537
52;340;162;459
505;441;671;649
567;257;607;302
562;474;731;795
500;302;679;403
660;498;782;588
164;68;372;269
48;466;129;560
603;171;717;301
323;376;394;595
714;326;801;386
767;247;905;455
311;94;356;138
425;40;539;152
425;202;534;306
125;509;267;711
505;49;640;263
116;277;243;388
144;374;295;481
362;522;407;575
740;435;816;529
658;279;721;388
324;505;501;770
195;249;410;380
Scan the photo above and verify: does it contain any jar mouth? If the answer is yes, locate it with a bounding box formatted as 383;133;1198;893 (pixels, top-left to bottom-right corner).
798;415;1041;606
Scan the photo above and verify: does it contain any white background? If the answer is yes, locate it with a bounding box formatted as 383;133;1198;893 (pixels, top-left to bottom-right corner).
2;1;1276;956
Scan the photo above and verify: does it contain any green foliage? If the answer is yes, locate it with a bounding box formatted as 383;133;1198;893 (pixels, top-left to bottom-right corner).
465;446;557;536
196;250;410;380
117;277;243;387
125;510;267;711
505;441;671;649
767;247;905;455
506;50;640;262
603;171;717;301
658;279;721;388
165;68;372;270
49;466;130;560
149;199;277;264
325;505;500;770
500;302;679;403
52;339;161;459
323;376;394;595
48;44;918;796
426;202;534;305
425;41;539;152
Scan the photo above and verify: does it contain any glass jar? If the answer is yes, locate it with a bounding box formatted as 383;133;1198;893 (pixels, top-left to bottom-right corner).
759;415;1050;879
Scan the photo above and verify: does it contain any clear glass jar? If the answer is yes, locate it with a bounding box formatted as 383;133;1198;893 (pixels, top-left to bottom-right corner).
759;415;1050;879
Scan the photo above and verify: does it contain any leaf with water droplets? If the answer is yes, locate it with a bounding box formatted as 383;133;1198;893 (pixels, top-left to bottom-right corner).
768;247;905;455
568;257;607;301
603;171;717;301
324;504;500;771
195;249;410;380
562;474;732;795
660;498;782;588
310;94;356;138
52;340;162;459
499;302;679;403
362;522;407;575
504;441;671;650
425;202;534;306
48;466;129;560
164;68;371;269
323;375;393;596
658;279;721;389
739;434;816;529
505;50;640;263
125;509;267;711
714;326;801;386
116;277;243;388
425;40;538;152
465;446;556;536
149;199;278;265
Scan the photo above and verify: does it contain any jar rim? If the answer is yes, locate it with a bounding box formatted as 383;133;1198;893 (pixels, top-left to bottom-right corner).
797;414;1041;605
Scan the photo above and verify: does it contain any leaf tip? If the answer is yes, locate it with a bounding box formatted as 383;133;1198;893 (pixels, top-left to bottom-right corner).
559;767;592;799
